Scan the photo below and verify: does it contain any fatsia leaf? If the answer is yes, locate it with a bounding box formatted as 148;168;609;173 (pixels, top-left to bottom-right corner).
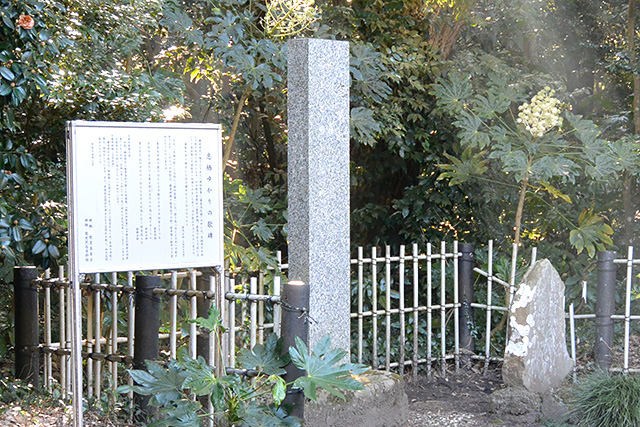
179;355;219;397
123;360;187;407
610;137;640;173
237;334;288;376
290;336;367;402
250;219;275;242
453;111;490;149
351;106;381;146
437;148;488;186
150;400;203;427
190;304;223;333
432;73;473;115
473;92;511;118
570;208;614;257
241;402;301;427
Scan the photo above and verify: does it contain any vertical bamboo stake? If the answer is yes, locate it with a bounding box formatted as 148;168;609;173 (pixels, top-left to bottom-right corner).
531;247;537;265
273;276;281;336
258;272;265;345
221;270;230;361
624;246;634;374
170;271;177;358
399;245;406;375
357;246;364;364
412;243;419;379
385;245;391;371
250;277;257;350
229;278;237;368
427;243;433;376
372;247;378;370
569;303;577;382
110;272;118;395
484;240;494;375
127;271;134;403
208;275;216;427
93;273;101;399
440;241;446;376
86;278;93;399
44;269;52;392
453;241;460;374
189;270;197;359
215;271;226;371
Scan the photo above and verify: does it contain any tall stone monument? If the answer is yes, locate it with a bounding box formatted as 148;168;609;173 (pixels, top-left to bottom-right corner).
287;38;350;352
503;259;573;393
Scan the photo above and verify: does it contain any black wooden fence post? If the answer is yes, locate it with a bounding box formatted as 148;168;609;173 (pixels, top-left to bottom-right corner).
281;280;309;420
595;250;617;370
13;266;40;387
458;243;475;366
134;274;161;417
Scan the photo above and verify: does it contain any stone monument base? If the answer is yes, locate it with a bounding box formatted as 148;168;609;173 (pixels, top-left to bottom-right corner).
305;370;408;427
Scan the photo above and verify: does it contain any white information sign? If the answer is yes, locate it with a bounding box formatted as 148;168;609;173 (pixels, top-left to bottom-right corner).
66;121;223;273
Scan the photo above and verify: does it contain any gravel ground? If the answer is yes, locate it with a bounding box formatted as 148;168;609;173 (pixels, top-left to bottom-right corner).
404;369;543;427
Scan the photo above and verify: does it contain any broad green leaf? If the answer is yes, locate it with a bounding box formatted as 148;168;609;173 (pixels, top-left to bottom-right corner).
290;336;367;402
32;240;46;254
268;375;286;405
437;148;488;186
150;400;202;427
251;219;274;242
432;73;473;115
351;106;381;146
180;357;229;402
191;304;223;333
570;209;614;257
242;402;301;427
47;244;60;258
0;67;14;81
125;360;187;407
453;111;490;149
473;92;511;118
610;138;640;173
0;83;11;96
238;334;288;376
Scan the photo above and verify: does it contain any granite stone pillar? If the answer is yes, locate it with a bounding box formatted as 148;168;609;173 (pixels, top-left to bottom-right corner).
287;38;350;353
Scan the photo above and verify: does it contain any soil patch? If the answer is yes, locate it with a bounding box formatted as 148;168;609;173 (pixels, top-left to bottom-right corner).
404;366;547;426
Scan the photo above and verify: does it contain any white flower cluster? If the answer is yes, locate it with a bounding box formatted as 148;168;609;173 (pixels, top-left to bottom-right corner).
517;87;563;138
263;0;318;37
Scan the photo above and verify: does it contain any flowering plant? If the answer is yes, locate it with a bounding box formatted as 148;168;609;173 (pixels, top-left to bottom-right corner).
517;87;563;138
263;0;318;38
433;68;618;255
17;15;34;30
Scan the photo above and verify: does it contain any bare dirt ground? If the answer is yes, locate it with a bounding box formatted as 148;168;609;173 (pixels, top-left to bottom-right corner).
404;367;545;427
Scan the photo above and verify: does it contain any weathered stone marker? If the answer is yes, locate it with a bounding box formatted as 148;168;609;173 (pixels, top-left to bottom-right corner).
287;38;350;352
503;259;573;393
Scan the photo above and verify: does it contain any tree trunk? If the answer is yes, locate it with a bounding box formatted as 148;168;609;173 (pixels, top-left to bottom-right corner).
513;171;529;248
223;88;251;171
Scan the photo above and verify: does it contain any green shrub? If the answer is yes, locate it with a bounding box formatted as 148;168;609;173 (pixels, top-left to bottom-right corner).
569;371;640;427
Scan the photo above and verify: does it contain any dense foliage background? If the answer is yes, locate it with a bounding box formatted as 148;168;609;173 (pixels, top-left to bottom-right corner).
0;0;638;302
